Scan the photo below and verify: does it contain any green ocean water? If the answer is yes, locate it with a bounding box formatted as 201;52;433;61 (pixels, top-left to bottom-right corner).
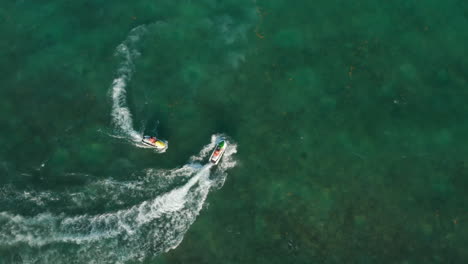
1;0;468;263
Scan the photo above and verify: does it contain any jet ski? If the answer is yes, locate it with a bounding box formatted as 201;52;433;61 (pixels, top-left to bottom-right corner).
210;139;227;165
142;135;168;151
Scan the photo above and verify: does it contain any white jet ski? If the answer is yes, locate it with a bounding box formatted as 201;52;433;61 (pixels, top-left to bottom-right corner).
142;135;168;151
210;139;227;165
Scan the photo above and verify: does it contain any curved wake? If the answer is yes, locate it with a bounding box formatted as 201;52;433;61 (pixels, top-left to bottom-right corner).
110;25;155;144
0;4;256;261
0;136;237;263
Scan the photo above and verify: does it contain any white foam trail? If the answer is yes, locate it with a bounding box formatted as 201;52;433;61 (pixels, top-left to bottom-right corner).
0;137;238;263
110;25;147;142
0;140;219;213
0;6;254;259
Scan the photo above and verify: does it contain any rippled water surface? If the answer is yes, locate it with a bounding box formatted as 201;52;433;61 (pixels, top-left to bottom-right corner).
1;0;468;263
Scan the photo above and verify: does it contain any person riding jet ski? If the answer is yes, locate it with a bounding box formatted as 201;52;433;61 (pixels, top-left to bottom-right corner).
210;139;227;165
142;135;168;150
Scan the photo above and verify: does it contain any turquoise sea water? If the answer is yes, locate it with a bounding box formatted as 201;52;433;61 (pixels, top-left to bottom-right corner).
1;0;468;263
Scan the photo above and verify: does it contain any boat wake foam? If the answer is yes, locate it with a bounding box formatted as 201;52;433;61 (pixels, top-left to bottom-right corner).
110;25;151;145
0;5;256;261
0;135;237;264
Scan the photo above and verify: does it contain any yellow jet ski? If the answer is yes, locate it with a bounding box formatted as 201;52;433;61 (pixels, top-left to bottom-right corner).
142;135;168;151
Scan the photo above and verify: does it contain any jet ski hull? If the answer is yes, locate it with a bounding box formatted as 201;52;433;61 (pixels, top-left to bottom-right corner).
210;140;227;165
141;137;168;151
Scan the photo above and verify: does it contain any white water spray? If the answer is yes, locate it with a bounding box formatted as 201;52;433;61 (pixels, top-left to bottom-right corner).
110;25;148;142
0;8;254;260
0;136;237;263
